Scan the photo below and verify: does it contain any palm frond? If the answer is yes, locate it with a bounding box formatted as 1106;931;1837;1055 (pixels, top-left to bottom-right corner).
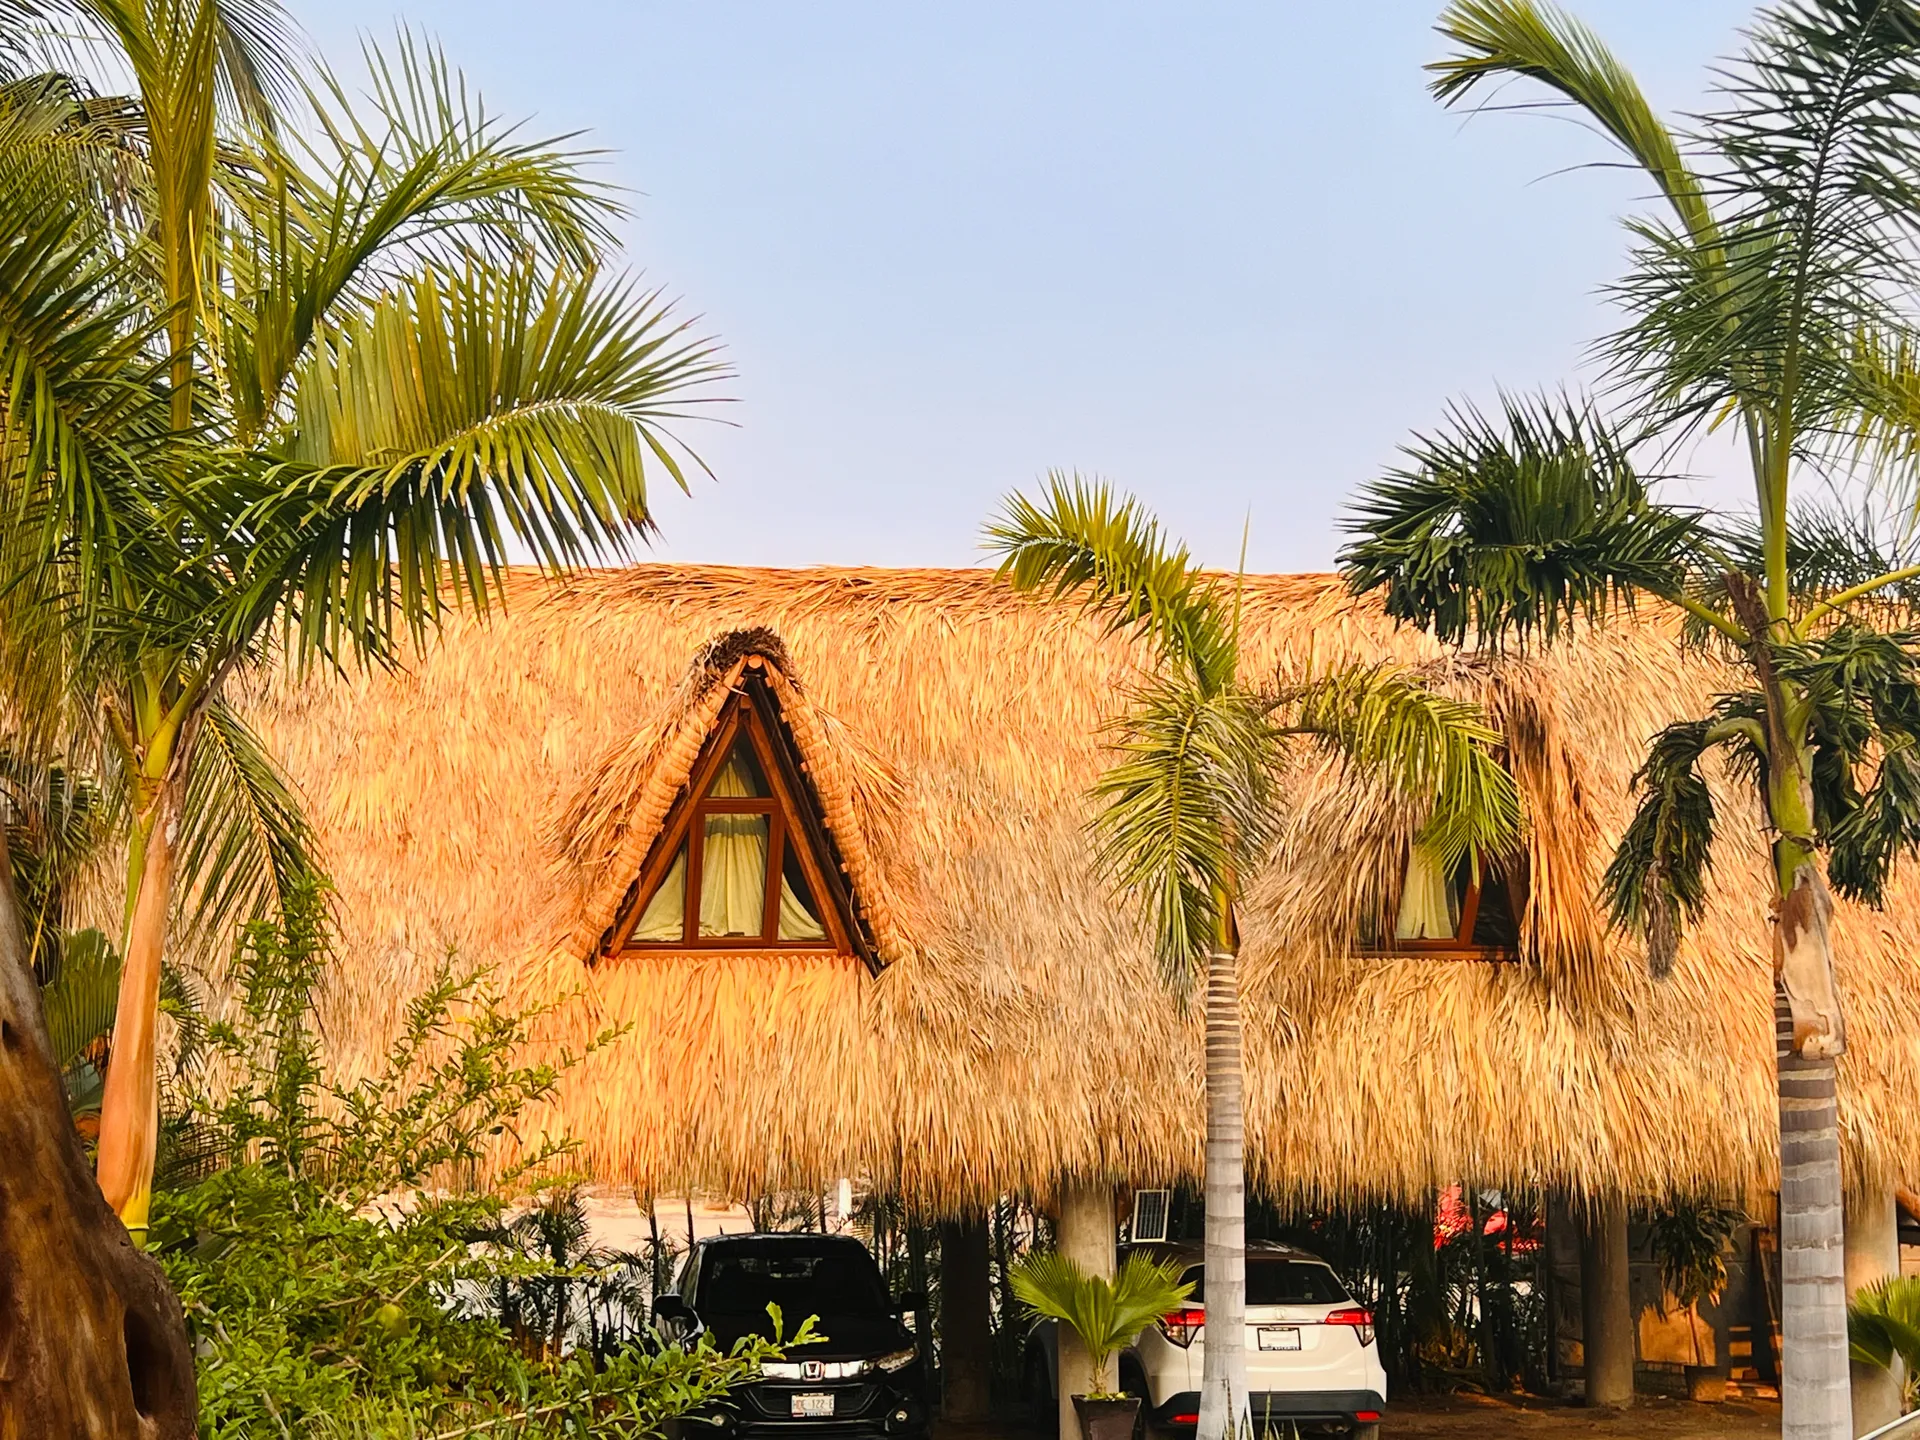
1091;675;1274;993
1277;664;1522;873
344;30;614;270
0;132;174;567
985;473;1236;692
0;71;153;222
1640;0;1920;450
1010;1251;1192;1387
1849;1275;1920;1376
0;752;115;979
201;0;302;129
38;925;120;1073
1774;622;1920;901
1428;0;1715;243
210;262;727;663
1847;326;1920;509
1602;710;1747;974
175;697;317;942
221;29;621;436
1339;395;1711;646
1707;502;1920;616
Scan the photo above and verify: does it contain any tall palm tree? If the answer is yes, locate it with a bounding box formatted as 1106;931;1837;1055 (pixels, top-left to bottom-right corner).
1338;4;1920;1433
0;2;725;1243
989;477;1519;1440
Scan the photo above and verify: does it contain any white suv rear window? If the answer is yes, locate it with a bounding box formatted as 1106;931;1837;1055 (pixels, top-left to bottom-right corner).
1181;1260;1350;1306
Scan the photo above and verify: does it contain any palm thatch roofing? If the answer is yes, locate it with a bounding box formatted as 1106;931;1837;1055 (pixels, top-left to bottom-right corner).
244;565;1920;1214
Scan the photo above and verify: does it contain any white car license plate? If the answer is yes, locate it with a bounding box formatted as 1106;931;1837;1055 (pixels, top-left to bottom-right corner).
791;1394;835;1418
1257;1326;1301;1351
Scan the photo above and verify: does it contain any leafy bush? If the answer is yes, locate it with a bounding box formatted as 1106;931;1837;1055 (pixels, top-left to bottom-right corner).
154;884;804;1436
1638;1197;1744;1369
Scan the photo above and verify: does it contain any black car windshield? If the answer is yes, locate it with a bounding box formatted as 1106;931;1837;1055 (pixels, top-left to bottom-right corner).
1180;1259;1350;1306
698;1243;890;1317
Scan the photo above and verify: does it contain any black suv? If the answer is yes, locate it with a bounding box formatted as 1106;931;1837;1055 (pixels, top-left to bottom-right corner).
657;1233;931;1440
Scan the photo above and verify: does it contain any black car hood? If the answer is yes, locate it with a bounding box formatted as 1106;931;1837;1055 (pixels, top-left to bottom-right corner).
702;1309;913;1360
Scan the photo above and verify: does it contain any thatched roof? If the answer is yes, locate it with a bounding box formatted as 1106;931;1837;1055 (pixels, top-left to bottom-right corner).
244;565;1920;1213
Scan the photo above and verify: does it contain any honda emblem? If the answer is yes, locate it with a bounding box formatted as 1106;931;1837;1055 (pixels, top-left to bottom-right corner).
802;1361;824;1381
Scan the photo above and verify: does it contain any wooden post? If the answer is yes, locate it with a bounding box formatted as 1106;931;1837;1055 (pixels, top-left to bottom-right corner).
940;1215;994;1423
1579;1198;1635;1408
1845;1187;1903;1437
1056;1181;1117;1436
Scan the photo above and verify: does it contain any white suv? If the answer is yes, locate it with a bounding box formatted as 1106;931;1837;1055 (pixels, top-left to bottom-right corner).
1027;1241;1387;1439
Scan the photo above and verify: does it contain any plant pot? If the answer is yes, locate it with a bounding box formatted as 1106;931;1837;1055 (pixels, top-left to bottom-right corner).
1685;1365;1727;1403
1072;1394;1142;1440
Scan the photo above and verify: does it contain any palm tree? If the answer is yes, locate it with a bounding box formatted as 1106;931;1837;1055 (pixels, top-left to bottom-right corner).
1337;4;1920;1433
988;476;1519;1440
0;2;725;1244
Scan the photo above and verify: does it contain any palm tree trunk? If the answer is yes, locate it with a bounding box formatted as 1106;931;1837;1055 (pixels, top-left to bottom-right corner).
95;780;182;1241
1196;943;1249;1440
0;812;196;1436
1759;745;1852;1440
1777;980;1853;1440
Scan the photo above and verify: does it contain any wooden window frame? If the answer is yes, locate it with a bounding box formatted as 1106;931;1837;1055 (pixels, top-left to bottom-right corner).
1356;858;1526;964
604;668;871;966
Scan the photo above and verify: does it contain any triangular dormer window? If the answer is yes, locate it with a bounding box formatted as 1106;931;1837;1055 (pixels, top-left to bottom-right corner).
605;670;870;963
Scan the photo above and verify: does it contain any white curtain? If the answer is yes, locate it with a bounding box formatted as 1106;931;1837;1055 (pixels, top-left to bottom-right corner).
633;744;831;944
632;848;686;941
698;750;770;938
1394;842;1461;940
700;813;769;937
777;867;826;941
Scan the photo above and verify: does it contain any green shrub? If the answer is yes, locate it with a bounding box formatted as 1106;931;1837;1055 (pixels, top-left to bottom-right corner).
154;884;808;1436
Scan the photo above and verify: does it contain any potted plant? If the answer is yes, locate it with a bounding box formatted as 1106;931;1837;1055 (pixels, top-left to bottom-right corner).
1644;1200;1744;1403
1011;1251;1193;1440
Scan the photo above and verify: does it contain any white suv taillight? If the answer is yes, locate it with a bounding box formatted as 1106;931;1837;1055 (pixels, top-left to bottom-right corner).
1323;1307;1375;1347
1156;1306;1205;1348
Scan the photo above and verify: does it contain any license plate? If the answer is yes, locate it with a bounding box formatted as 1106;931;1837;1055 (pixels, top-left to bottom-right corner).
791;1394;835;1418
1257;1326;1301;1351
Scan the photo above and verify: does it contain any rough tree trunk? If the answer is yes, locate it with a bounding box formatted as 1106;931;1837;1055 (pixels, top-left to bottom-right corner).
1196;944;1248;1440
95;783;181;1241
0;819;196;1437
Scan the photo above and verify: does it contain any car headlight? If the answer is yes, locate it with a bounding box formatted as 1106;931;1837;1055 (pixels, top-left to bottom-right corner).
868;1348;918;1373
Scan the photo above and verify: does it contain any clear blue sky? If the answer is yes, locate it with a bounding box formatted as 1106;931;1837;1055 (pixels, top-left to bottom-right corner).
297;0;1758;573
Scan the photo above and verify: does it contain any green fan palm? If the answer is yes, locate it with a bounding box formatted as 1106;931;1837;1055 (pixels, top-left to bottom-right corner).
0;6;726;1242
39;927;121;1114
1849;1276;1920;1393
988;475;1519;1440
1011;1252;1194;1401
1338;4;1920;1433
